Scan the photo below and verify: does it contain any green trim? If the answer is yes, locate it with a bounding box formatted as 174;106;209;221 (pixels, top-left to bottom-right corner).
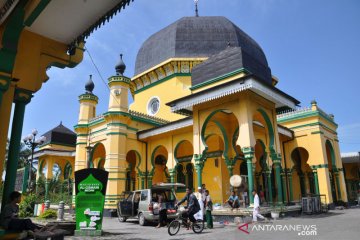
76;142;87;145
107;122;138;131
326;140;336;168
257;108;275;152
108;75;131;85
190;68;250;90
287;122;337;135
0;0;29;73
78;93;98;103
311;131;324;135
212;120;230;165
89;118;105;127
103;111;163;126
41;141;75;148
135;73;191;94
91;127;107;135
278;110;337;127
24;0;51;26
108;178;127;180
106;132;127;136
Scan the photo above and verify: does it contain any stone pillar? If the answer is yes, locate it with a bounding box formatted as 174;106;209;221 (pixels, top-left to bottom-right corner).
281;171;287;202
288;170;294;201
299;173;306;196
1;89;32;212
271;153;284;204
242;147;255;204
311;166;320;195
194;154;204;188
267;171;273;204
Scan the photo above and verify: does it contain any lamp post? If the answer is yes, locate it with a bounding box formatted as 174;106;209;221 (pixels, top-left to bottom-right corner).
23;129;46;192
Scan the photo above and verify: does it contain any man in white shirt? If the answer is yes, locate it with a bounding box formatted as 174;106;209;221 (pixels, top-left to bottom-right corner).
194;187;204;220
252;189;265;222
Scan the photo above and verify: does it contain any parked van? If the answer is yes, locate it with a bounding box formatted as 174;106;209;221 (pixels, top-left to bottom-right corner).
117;183;185;226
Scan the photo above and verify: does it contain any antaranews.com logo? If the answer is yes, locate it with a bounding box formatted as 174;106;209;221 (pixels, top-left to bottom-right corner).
239;223;317;236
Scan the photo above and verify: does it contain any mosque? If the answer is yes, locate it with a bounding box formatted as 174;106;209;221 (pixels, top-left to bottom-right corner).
37;15;349;213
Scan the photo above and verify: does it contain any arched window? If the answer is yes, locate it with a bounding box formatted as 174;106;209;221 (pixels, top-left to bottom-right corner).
177;164;185;185
186;163;194;190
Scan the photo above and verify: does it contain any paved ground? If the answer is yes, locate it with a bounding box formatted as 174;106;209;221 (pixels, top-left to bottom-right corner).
66;207;360;240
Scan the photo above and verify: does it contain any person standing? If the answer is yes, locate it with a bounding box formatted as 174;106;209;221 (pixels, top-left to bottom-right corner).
194;187;204;220
204;190;213;229
252;189;265;222
156;195;167;228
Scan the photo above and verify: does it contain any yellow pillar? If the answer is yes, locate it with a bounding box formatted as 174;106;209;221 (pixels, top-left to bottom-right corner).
337;170;348;202
333;140;348;202
317;166;333;204
0;85;15;178
105;133;127;209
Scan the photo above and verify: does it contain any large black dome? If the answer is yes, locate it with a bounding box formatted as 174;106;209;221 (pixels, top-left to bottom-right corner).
134;16;269;77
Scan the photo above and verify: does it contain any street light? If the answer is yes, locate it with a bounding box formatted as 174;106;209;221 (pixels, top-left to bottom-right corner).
23;129;46;192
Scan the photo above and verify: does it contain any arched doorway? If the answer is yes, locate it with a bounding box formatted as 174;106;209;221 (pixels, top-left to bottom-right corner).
174;140;194;191
151;146;168;185
291;147;313;199
91;143;106;169
126;150;140;191
326;140;339;202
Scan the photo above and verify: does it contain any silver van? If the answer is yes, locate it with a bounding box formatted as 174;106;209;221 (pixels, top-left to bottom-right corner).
117;183;185;226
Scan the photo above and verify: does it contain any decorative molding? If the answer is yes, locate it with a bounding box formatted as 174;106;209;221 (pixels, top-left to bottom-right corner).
190;68;249;90
69;0;134;48
169;77;297;114
78;93;98;103
138;117;192;139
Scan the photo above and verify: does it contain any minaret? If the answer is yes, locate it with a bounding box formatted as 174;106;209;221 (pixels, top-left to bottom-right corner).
108;54;130;112
78;75;98;123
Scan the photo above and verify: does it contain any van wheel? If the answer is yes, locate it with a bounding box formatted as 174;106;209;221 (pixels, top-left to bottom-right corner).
139;213;147;226
118;216;127;222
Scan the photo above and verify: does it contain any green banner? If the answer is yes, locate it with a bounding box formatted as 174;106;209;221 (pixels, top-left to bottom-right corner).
74;169;108;236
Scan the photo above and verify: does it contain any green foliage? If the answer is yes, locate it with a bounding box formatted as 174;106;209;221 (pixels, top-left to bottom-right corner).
36;176;73;205
19;194;40;217
38;209;57;219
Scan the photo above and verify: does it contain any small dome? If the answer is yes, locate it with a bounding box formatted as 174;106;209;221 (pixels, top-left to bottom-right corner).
85;75;95;93
115;54;126;75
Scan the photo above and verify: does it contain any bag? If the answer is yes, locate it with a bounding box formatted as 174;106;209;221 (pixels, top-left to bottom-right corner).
206;200;213;211
191;194;201;213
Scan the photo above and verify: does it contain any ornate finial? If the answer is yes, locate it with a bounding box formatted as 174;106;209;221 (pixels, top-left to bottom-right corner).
85;74;95;93
311;100;317;106
115;54;126;76
194;0;199;17
60;121;62;125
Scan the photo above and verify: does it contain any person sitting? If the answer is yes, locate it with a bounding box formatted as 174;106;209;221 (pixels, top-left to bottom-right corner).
225;191;240;209
0;191;40;233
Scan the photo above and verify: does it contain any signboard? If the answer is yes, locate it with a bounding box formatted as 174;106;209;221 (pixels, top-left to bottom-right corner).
14;167;29;193
74;168;108;236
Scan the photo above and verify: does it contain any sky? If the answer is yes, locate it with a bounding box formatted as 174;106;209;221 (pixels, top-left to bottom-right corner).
18;0;360;153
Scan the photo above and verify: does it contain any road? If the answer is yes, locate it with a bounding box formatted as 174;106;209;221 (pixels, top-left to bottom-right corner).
66;207;360;240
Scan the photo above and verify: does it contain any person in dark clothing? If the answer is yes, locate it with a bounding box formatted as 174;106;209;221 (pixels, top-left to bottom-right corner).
176;187;200;224
1;191;40;232
156;195;167;228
